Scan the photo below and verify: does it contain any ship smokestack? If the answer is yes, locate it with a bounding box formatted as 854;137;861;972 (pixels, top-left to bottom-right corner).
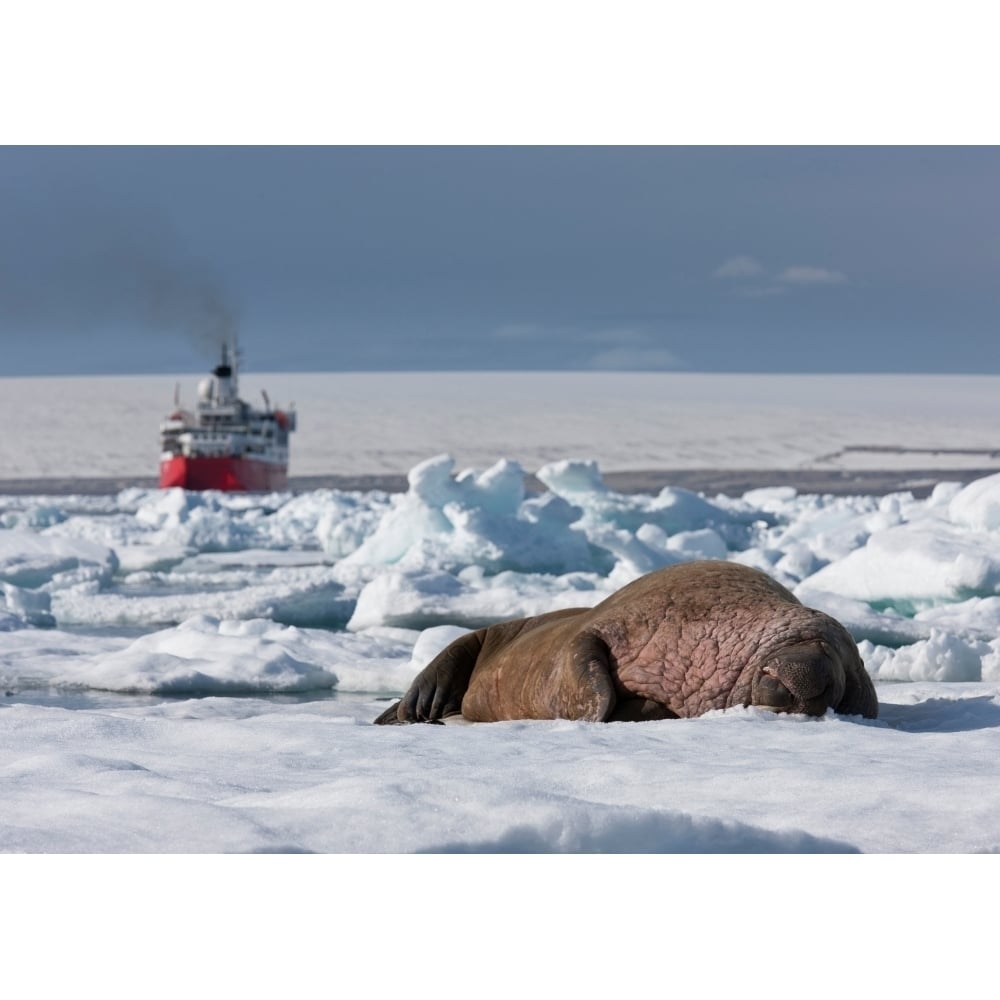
213;340;235;378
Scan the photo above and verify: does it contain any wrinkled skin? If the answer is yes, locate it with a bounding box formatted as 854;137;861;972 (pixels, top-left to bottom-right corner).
374;560;878;725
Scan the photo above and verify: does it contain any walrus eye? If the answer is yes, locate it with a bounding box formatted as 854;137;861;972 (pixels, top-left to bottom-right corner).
755;671;795;709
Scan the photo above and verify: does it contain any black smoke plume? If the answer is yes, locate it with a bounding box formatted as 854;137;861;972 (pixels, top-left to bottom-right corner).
0;186;238;364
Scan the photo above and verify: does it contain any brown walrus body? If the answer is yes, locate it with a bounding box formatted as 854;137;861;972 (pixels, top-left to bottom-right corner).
374;560;878;725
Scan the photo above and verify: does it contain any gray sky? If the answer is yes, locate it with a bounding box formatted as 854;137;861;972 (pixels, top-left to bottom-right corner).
2;146;999;375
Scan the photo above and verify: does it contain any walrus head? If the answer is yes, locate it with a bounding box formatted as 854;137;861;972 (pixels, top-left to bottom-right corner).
750;639;849;717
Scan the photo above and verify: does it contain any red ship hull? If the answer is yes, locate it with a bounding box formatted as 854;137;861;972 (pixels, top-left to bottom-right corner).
159;456;288;492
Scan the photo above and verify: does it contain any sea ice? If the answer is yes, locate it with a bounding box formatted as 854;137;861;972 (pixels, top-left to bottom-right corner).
5;435;1000;853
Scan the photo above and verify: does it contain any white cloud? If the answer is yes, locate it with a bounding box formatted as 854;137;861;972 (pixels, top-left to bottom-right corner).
714;257;849;292
713;255;765;279
777;265;848;286
736;284;786;298
493;322;545;339
583;327;650;346
493;324;682;370
586;347;680;371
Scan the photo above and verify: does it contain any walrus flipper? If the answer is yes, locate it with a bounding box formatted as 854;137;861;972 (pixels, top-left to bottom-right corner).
372;701;410;725
548;633;617;722
554;636;676;722
374;628;486;725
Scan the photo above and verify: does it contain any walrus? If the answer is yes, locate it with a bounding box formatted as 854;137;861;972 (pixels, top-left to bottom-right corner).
374;560;878;724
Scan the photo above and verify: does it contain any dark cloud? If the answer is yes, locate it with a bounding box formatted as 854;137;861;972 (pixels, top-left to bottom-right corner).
0;155;238;368
2;146;1000;374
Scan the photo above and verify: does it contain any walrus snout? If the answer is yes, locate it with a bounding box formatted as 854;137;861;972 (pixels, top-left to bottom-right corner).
752;641;846;716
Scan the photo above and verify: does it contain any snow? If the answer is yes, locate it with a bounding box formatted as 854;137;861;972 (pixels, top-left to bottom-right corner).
5;370;1000;477
3;373;1000;859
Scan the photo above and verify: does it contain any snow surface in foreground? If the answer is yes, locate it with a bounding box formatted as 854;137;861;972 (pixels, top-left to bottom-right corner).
3;682;998;853
4;453;1000;851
